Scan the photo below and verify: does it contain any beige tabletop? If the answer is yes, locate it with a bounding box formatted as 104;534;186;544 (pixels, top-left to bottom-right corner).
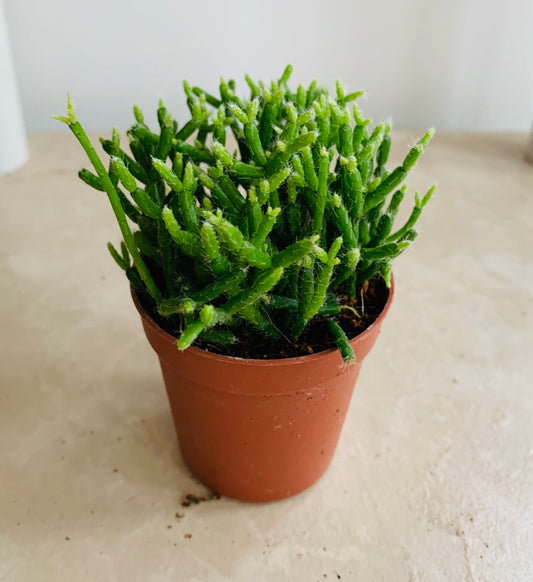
1;132;532;581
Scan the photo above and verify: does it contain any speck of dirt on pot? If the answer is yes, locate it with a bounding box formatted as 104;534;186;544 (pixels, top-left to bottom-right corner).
184;533;192;539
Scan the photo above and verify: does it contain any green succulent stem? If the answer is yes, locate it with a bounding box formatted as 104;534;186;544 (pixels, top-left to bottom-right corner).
328;320;355;364
54;98;161;300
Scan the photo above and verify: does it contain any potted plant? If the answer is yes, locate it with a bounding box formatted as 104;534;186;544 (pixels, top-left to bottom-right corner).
54;65;435;502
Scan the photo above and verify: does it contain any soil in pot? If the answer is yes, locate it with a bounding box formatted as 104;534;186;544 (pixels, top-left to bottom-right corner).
138;276;389;360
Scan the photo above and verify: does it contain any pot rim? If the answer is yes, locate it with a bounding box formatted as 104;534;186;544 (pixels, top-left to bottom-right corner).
131;274;394;368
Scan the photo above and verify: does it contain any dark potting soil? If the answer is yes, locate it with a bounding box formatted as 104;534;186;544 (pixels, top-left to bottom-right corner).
142;276;389;360
196;276;389;359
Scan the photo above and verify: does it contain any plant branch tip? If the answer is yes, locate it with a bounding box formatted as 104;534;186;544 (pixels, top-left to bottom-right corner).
52;92;77;125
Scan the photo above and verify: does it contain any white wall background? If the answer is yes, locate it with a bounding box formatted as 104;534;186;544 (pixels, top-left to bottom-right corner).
4;0;533;132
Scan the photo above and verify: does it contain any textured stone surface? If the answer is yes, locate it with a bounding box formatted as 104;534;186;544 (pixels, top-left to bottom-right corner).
1;132;532;581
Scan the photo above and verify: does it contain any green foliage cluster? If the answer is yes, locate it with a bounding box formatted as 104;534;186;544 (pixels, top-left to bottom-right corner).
55;66;435;362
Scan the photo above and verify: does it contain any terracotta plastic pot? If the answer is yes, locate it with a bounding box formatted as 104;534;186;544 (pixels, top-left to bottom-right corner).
132;280;394;502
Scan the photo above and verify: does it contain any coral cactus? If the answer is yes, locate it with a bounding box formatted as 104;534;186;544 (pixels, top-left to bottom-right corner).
54;65;435;362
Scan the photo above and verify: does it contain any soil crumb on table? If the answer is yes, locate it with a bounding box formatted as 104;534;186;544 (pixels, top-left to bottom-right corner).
181;491;221;507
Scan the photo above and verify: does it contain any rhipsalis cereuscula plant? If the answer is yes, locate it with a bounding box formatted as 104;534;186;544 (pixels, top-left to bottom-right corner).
54;66;435;363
